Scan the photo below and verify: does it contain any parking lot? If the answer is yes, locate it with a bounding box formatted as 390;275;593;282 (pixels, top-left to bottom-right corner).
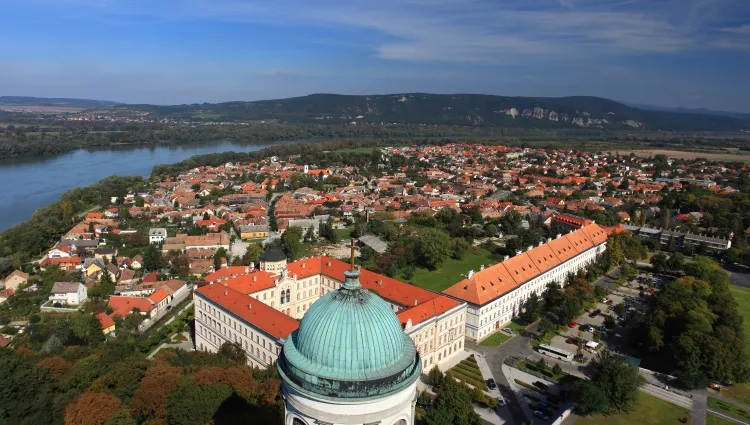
545;270;661;366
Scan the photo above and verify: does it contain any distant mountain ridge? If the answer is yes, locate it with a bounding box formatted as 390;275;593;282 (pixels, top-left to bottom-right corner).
623;102;750;120
0;96;119;108
116;93;749;131
4;93;749;131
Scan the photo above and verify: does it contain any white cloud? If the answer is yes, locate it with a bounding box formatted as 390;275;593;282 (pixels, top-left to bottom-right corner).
13;0;750;61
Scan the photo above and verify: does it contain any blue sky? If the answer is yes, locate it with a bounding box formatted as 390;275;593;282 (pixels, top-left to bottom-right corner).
1;0;749;111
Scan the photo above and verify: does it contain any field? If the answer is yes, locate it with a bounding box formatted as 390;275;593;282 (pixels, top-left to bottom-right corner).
617;149;750;162
575;392;690;425
334;227;353;240
707;397;750;422
480;331;512;347
191;113;223;119
409;249;495;292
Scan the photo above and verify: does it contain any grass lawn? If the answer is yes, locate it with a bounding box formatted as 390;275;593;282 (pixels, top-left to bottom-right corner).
409;249;494;292
334;227;353;240
730;286;750;355
191;113;222;119
708;397;750;422
707;413;740;425
720;384;750;406
480;331;512;347
575;392;690;425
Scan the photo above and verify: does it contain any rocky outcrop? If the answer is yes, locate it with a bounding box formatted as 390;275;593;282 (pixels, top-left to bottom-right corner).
501;106;644;128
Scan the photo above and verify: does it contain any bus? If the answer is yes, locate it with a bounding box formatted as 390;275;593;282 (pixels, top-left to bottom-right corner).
537;344;574;361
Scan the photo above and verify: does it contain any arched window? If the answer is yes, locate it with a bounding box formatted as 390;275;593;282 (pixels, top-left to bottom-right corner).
292;418;307;425
393;420;407;425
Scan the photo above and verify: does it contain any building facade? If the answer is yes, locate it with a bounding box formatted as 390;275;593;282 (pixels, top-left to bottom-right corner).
194;255;467;372
443;223;608;342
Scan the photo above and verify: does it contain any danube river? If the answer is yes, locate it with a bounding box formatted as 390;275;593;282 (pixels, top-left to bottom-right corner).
0;140;297;231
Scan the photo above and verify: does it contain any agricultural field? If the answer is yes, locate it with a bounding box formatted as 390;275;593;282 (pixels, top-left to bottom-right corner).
191;113;223;119
618;149;750;162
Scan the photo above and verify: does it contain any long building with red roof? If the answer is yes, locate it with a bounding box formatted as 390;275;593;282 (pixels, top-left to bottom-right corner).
442;223;608;342
194;254;466;370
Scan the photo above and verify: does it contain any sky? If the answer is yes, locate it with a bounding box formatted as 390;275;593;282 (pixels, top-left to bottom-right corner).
1;0;749;112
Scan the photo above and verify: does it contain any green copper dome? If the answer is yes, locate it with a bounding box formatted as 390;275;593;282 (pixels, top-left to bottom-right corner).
278;269;421;400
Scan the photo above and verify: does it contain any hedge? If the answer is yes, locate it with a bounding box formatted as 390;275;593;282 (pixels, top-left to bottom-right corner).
452;365;485;382
449;370;488;391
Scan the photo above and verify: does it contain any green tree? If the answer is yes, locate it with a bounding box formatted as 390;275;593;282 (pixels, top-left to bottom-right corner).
416;228;452;270
520;292;543;324
241;243;264;266
650;252;668;274
425;379;481;425
500;210;522;234
218;341;247;364
213;247;228;271
427;366;444;388
281;226;304;260
572;380;610;415
104;410;137;425
142;245;163;271
166;379;233;425
590;350;644;413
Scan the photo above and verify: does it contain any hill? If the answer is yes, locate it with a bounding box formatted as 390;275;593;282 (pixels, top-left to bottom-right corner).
113;93;750;131
624;102;750;120
0;96;119;111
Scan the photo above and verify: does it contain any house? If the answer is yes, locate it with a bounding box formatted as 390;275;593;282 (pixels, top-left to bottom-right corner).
48;245;73;258
0;288;14;304
118;269;137;286
239;224;268;240
196;218;227;232
94;247;118;261
49;282;88;306
83;258;106;278
2;270;29;291
39;256;82;272
104;208;119;218
96;312;116;335
108;296;154;318
131;255;143;270
149;228;168;244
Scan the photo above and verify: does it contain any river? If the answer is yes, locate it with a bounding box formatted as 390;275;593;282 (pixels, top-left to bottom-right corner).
0;140;298;232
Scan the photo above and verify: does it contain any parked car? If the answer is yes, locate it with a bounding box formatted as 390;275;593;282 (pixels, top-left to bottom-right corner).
533;381;549;390
487;378;497;390
534;410;550;421
565;338;577;345
589;309;602;318
710;383;721;391
502;327;514;335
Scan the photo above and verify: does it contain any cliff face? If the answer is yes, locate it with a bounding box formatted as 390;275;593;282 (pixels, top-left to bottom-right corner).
502;106;641;128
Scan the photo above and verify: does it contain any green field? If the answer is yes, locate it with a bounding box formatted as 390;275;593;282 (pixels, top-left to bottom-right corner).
191;113;222;119
707;413;739;425
480;331;512;347
334;227;353;240
409;250;495;292
575;392;690;425
708;397;750;422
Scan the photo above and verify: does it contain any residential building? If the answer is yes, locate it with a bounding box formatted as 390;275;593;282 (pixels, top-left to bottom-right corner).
2;270;29;292
149;228;168;244
49;282;88;306
239;224;268;240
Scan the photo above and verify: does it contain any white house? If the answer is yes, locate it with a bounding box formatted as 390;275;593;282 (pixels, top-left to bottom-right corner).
149;228;168;244
49;282;88;306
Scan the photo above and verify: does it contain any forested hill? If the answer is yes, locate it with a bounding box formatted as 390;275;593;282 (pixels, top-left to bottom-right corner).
0;96;119;108
117;93;750;131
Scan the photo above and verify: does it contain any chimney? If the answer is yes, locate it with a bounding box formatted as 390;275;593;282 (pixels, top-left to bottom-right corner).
302;263;306;269
556;234;562;239
516;250;522;256
468;270;474;279
414;299;418;306
527;245;533;251
480;264;485;271
244;267;249;274
504;255;510;261
248;303;252;310
547;238;552;242
377;279;382;286
224;290;228;296
250;262;255;269
252;276;257;282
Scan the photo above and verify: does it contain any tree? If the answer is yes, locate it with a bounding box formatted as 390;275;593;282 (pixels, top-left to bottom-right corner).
552;363;563;376
166;379;233;425
213;247;228;271
169;254;190;278
104;410;137;425
281;226;304;260
218;341;247;364
416;228;452;270
65;391;122;425
241;243;263;266
520;292;543;324
427;365;444;388
590;350;644;413
143;245;163;271
650;252;668;274
425;378;482;425
572;380;609;415
452;238;469;260
500;210;522;234
666;252;685;273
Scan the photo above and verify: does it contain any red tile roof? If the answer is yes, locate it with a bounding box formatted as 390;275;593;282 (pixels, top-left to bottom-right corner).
148;288;170;304
443;223;608;306
108;296;153;317
397;296;462;327
96;312;116;330
197;283;299;339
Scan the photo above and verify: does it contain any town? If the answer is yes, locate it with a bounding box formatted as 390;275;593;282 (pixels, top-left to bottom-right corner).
1;142;749;425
